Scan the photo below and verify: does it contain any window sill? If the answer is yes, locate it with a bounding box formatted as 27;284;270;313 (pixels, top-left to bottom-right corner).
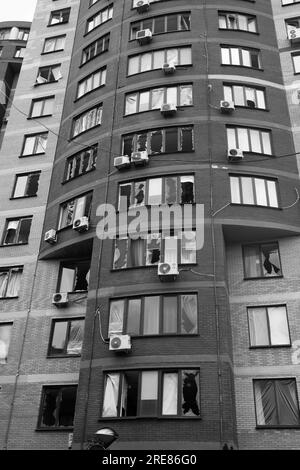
0;243;29;248
61;167;96;185
255;425;300;430
27;114;53;120
35;427;74;432
46;354;81;359
234;105;269;112
47;22;69;28
230;203;281;210
41;49;64;55
105;333;199;341
74;83;105;103
70;123;101;140
98;416;201;421
249;344;291;349
243;275;283;281
123;105;193;118
219;28;259;35
10;195;38;200
129;30;191;42
34;80;59;87
111;263;197;272
127;64;193;78
221;64;263;72
19;153;45;158
0;296;18;300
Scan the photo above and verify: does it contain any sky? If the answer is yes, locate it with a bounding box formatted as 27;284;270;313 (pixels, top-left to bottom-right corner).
0;0;37;22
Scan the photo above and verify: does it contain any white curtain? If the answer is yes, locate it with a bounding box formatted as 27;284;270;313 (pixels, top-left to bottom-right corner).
67;321;83;354
109;300;124;334
102;374;120;417
0;324;12;364
181;295;197;334
0;272;8;297
162;373;178;415
6;269;21;297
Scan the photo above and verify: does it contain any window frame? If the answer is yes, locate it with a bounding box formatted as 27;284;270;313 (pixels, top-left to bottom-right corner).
218;11;258;33
64;145;98;182
11;171;41;199
48;8;71;27
86;4;113;35
76;67;107;100
56;259;90;293
37;384;77;430
226;126;272;155
58;192;93;230
47;317;85;358
0;266;23;299
20;132;48;157
29;96;55;119
81;33;110;66
35;64;62;85
71;104;102;138
230;174;279;208
129;12;191;41
1;217;33;246
42;35;66;54
221;45;262;69
0;322;13;363
242;242;283;280
223;83;267;110
127;46;193;76
247;305;291;348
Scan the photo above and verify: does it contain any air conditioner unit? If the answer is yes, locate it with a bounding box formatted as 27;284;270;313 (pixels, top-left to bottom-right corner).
52;292;69;307
220;100;235;113
160;103;177;116
114;155;131;170
73;216;89;232
109;334;131;352
136;0;150;13
288;28;300;43
158;262;179;281
44;229;57;244
136;29;152;45
227;148;244;162
131;151;149;166
162;63;176;75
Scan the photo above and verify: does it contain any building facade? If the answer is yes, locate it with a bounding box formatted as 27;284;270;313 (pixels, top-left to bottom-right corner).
1;0;300;450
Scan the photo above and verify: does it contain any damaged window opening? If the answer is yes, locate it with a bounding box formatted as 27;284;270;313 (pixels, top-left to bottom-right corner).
0;323;13;364
38;385;77;429
0;267;23;298
102;369;200;418
58;192;92;229
12;172;40;198
243;242;282;279
65;145;97;181
2;217;32;245
58;260;90;292
48;318;84;356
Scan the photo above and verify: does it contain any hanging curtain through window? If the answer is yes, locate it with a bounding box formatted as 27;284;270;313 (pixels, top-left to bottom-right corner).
130;239;144;266
5;268;21;297
162;373;178;415
109;300;124;334
0;271;8;297
102;374;120;417
67;321;83;355
181;295;197;334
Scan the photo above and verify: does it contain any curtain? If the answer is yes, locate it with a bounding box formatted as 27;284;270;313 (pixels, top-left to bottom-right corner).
0;324;11;364
6;269;21;297
109;300;124;335
163;297;177;333
0;271;8;297
52;67;62;81
102;374;120;417
162;373;178;415
248;308;269;346
113;239;128;269
143;296;159;335
276;379;300;425
255;380;299;426
67;321;83;355
4;221;18;245
181;295;197;334
181;231;196;264
130;238;144;266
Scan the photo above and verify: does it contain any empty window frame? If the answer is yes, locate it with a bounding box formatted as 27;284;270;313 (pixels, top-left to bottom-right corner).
128;46;192;75
12;172;40;198
43;35;66;53
58;193;92;229
65;145;98;181
38;385;77;429
130;13;191;40
77;67;106;99
58;260;90;292
125;84;193;115
221;45;261;69
86;4;113;33
81;33;110;65
292;53;300;73
48;318;84;356
113;232;196;269
36;64;62;84
122;126;194;156
0;323;13;364
1;218;32;245
227;126;272;155
108;293;198;336
21;132;48;156
102;369;200;418
14;47;25;58
218;12;257;32
243;242;282;278
230;175;278;207
29;96;55;118
223;83;266;109
49;8;71;26
118;175;194;210
253;379;300;427
72;104;102;138
0;267;22;298
248;305;290;347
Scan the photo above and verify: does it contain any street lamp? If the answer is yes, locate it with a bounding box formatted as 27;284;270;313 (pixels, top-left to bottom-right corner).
88;427;119;450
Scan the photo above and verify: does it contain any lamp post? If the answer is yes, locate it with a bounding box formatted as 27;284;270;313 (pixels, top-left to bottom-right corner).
88;427;119;450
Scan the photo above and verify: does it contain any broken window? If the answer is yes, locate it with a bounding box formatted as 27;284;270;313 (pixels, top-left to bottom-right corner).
146;234;161;265
36;65;62;84
136;132;147;152
0;323;13;364
102;373;120;417
165;127;178;153
165;177;177;204
181;294;197;334
150;130;163;154
59;192;92;229
72;105;102;137
49;318;84;356
58;260;90;292
182;370;200;416
181;127;194;152
2;218;32;245
22;132;48;156
49;8;70;26
39;385;77;428
121;371;139;417
243;242;282;278
65;145;97;181
254;379;300;426
248;305;290;347
13;172;40;198
133;181;145;206
181;175;194;203
113;238;128;269
0;267;22;298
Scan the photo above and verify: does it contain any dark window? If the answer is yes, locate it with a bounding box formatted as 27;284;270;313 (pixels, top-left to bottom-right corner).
38;385;77;429
82;33;110;65
254;379;300;427
58;193;92;229
2;218;32;245
72;105;102;138
36;65;62;84
58;260;90;292
65;145;97;181
48;318;84;356
248;305;290;347
49;8;70;26
12;172;40;198
243;242;282;278
0;267;22;298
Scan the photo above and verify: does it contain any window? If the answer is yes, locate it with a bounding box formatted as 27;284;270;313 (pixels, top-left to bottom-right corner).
128;46;192;75
0;29;10;40
109;293;198;336
86;4;113;33
221;45;261;68
12;172;40;198
285;17;300;35
130;13;191;40
243;242;282;278
49;8;70;26
0;47;2;57
43;35;66;53
282;0;300;5
48;318;84;356
218;12;257;32
36;64;62;84
14;47;25;58
292;53;300;73
102;369;200;418
65;145;97;181
0;267;22;298
77;67;106;99
118;175;194;210
254;379;300;427
82;33;110;65
21;132;48;156
58;193;92;229
227;126;272;155
122;126;194;156
223;84;266;109
0;323;12;364
230;175;278;207
248;306;290;347
1;218;32;245
132;0;175;5
29;96;54;118
17;28;29;41
38;385;77;429
113;231;196;269
72;104;102;137
57;260;90;292
125;84;193;115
